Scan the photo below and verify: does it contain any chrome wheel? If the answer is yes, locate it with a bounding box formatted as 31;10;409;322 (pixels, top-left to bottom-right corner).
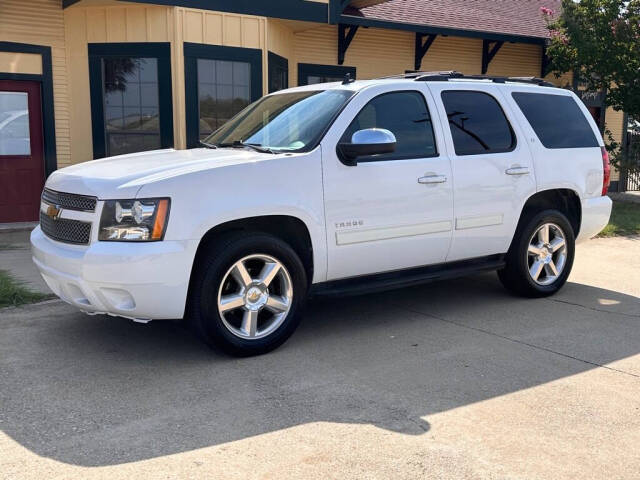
526;223;567;286
217;254;293;340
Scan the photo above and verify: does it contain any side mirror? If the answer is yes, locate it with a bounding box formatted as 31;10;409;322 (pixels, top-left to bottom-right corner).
337;128;397;166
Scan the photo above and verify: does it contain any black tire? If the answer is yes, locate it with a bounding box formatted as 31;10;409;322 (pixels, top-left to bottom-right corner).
498;209;575;298
189;232;307;356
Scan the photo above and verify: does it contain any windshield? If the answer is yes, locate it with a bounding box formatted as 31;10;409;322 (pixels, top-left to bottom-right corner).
203;89;354;152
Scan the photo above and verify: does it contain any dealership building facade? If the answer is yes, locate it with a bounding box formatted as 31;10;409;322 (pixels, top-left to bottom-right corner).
0;0;630;223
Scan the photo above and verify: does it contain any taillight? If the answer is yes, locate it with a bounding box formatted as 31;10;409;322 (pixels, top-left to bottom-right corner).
601;146;611;196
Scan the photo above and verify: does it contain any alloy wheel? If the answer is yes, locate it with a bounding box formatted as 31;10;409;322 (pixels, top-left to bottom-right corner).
217;254;293;339
526;222;568;286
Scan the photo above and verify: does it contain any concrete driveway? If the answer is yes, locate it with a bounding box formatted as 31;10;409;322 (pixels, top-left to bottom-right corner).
1;236;639;479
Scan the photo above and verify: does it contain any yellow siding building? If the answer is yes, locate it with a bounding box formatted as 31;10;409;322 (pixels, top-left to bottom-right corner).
0;0;629;222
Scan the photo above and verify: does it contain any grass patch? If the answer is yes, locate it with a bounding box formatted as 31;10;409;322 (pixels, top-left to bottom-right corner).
598;201;640;237
0;243;26;250
0;270;52;308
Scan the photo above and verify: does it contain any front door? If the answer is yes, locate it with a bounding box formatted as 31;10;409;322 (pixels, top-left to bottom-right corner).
0;80;44;222
321;85;454;280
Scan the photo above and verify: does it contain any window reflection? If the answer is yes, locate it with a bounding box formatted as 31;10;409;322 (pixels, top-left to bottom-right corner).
198;59;251;140
103;57;160;156
0;92;30;156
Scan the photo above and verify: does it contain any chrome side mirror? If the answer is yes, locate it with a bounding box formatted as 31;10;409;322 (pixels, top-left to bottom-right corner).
337;128;397;166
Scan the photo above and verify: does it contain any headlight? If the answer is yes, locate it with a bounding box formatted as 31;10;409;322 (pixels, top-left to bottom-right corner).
99;198;170;241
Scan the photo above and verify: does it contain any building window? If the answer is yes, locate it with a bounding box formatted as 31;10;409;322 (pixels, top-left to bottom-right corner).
88;43;173;159
0;92;30;156
184;43;262;149
298;63;356;86
268;52;289;93
197;59;251;140
103;58;161;156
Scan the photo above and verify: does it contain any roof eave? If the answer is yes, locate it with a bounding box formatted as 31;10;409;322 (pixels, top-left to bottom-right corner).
337;14;548;45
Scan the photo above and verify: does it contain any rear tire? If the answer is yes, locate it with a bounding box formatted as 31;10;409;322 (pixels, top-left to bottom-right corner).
498;209;575;297
189;232;307;356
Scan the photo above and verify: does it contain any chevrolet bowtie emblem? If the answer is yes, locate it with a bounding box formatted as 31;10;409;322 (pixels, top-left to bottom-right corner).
46;204;62;220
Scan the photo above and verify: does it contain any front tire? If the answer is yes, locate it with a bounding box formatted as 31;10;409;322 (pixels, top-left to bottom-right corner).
189;233;307;356
498;209;575;297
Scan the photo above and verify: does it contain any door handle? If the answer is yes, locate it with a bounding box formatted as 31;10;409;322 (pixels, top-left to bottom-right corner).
418;175;447;184
505;166;530;176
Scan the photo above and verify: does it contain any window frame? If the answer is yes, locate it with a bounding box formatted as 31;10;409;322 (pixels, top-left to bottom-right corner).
338;89;439;163
298;63;356;86
184;43;263;149
268;51;289;93
441;89;517;157
88;42;174;159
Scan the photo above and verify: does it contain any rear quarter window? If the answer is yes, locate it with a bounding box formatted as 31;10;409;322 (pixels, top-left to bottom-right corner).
511;92;599;149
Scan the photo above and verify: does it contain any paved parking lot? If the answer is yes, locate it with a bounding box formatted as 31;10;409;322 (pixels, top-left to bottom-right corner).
1;236;639;479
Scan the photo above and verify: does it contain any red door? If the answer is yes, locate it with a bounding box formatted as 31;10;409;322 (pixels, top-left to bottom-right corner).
0;80;44;222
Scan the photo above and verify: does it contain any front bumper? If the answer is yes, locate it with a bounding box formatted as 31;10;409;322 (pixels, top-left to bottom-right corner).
31;226;199;320
576;195;612;243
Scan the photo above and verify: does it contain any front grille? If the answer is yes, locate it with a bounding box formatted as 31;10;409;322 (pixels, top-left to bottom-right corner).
42;188;97;212
40;211;92;245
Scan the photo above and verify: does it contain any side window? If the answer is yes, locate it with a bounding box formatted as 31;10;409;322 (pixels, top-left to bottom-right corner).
441;91;516;156
340;91;437;161
512;92;599;149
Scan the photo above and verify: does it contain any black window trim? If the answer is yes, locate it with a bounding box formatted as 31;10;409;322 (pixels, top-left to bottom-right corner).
441;89;517;157
298;63;356;86
337;89;440;164
184;42;263;149
88;42;174;160
268;51;289;93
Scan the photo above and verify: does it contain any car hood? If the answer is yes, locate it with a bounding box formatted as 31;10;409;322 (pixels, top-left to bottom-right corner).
45;148;272;199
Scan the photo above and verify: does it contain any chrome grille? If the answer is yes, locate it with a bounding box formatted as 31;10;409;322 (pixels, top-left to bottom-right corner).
41;188;97;212
40;211;92;245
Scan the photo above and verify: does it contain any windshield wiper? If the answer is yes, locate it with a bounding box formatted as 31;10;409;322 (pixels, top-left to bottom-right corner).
217;140;275;154
200;140;218;149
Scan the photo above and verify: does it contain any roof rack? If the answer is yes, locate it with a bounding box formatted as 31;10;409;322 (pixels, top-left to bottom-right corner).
414;71;554;87
376;71;554;87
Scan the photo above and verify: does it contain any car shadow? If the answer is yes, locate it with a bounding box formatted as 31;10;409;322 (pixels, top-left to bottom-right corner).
0;273;638;466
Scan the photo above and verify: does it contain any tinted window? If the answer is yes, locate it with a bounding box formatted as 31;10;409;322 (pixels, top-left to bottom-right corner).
512;92;599;149
341;91;437;161
441;91;516;156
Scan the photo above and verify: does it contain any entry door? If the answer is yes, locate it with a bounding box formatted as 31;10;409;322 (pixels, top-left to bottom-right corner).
321;86;454;280
0;80;44;223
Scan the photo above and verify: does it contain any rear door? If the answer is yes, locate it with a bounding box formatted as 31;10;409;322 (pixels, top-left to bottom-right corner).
0;80;44;222
428;83;536;262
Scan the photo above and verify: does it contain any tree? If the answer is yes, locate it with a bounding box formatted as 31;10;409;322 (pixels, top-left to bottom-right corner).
543;0;640;168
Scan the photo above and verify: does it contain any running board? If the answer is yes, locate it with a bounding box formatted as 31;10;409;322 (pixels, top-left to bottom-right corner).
310;254;505;297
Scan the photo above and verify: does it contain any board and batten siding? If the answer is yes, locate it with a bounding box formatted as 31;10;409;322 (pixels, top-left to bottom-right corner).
291;24;551;82
0;0;71;168
605;107;625;182
174;7;267;148
63;4;176;162
63;4;268;157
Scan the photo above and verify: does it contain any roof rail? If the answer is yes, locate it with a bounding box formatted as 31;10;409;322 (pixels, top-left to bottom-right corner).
376;71;461;80
413;71;554;87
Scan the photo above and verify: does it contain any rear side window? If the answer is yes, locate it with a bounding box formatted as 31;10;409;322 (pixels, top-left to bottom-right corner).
512;92;599;149
441;90;516;156
341;90;437;161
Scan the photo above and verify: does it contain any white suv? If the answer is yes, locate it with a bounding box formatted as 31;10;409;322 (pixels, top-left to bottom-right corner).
32;72;612;356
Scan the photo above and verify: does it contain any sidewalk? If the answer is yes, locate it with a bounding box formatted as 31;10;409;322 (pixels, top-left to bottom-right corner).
0;242;51;295
609;191;640;204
